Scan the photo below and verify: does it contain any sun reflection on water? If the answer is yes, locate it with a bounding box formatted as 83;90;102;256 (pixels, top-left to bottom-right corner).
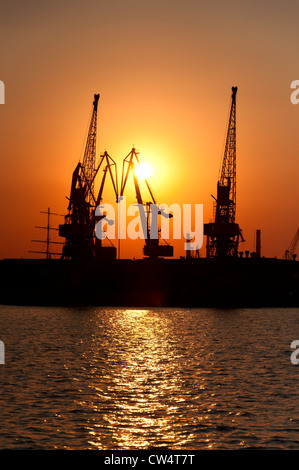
78;308;198;449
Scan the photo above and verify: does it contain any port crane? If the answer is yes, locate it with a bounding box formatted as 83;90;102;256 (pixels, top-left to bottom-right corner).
120;147;173;259
283;227;299;260
204;86;244;257
59;94;118;261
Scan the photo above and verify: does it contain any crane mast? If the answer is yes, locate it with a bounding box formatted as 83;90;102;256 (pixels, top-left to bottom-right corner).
204;86;243;258
219;86;237;223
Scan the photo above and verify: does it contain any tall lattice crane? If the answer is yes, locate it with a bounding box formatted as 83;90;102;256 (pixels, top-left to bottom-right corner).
204;86;243;257
59;94;118;261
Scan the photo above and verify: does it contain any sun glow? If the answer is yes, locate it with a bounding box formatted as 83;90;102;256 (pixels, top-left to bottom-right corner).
135;162;153;180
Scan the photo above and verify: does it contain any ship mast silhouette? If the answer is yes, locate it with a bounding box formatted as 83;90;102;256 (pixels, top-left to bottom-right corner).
204;86;244;257
30;208;63;259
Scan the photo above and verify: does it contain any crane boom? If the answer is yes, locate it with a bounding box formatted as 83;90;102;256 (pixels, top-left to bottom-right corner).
219;86;237;223
82;94;99;202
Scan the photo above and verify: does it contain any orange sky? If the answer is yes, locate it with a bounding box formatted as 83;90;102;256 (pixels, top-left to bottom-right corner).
0;0;299;260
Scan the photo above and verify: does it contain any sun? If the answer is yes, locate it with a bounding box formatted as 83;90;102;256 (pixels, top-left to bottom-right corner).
135;162;153;179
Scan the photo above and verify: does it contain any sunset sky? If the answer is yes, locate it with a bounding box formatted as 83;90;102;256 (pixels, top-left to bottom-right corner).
0;0;299;260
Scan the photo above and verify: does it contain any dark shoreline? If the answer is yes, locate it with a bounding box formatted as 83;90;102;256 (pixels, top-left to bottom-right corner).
0;257;298;308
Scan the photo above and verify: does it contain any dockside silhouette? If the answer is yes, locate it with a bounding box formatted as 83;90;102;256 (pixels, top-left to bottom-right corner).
1;88;298;308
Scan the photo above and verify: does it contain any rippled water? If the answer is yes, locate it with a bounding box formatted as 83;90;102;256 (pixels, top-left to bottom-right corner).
0;306;298;449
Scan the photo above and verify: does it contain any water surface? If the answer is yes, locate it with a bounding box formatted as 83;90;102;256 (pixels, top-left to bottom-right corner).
0;306;298;449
